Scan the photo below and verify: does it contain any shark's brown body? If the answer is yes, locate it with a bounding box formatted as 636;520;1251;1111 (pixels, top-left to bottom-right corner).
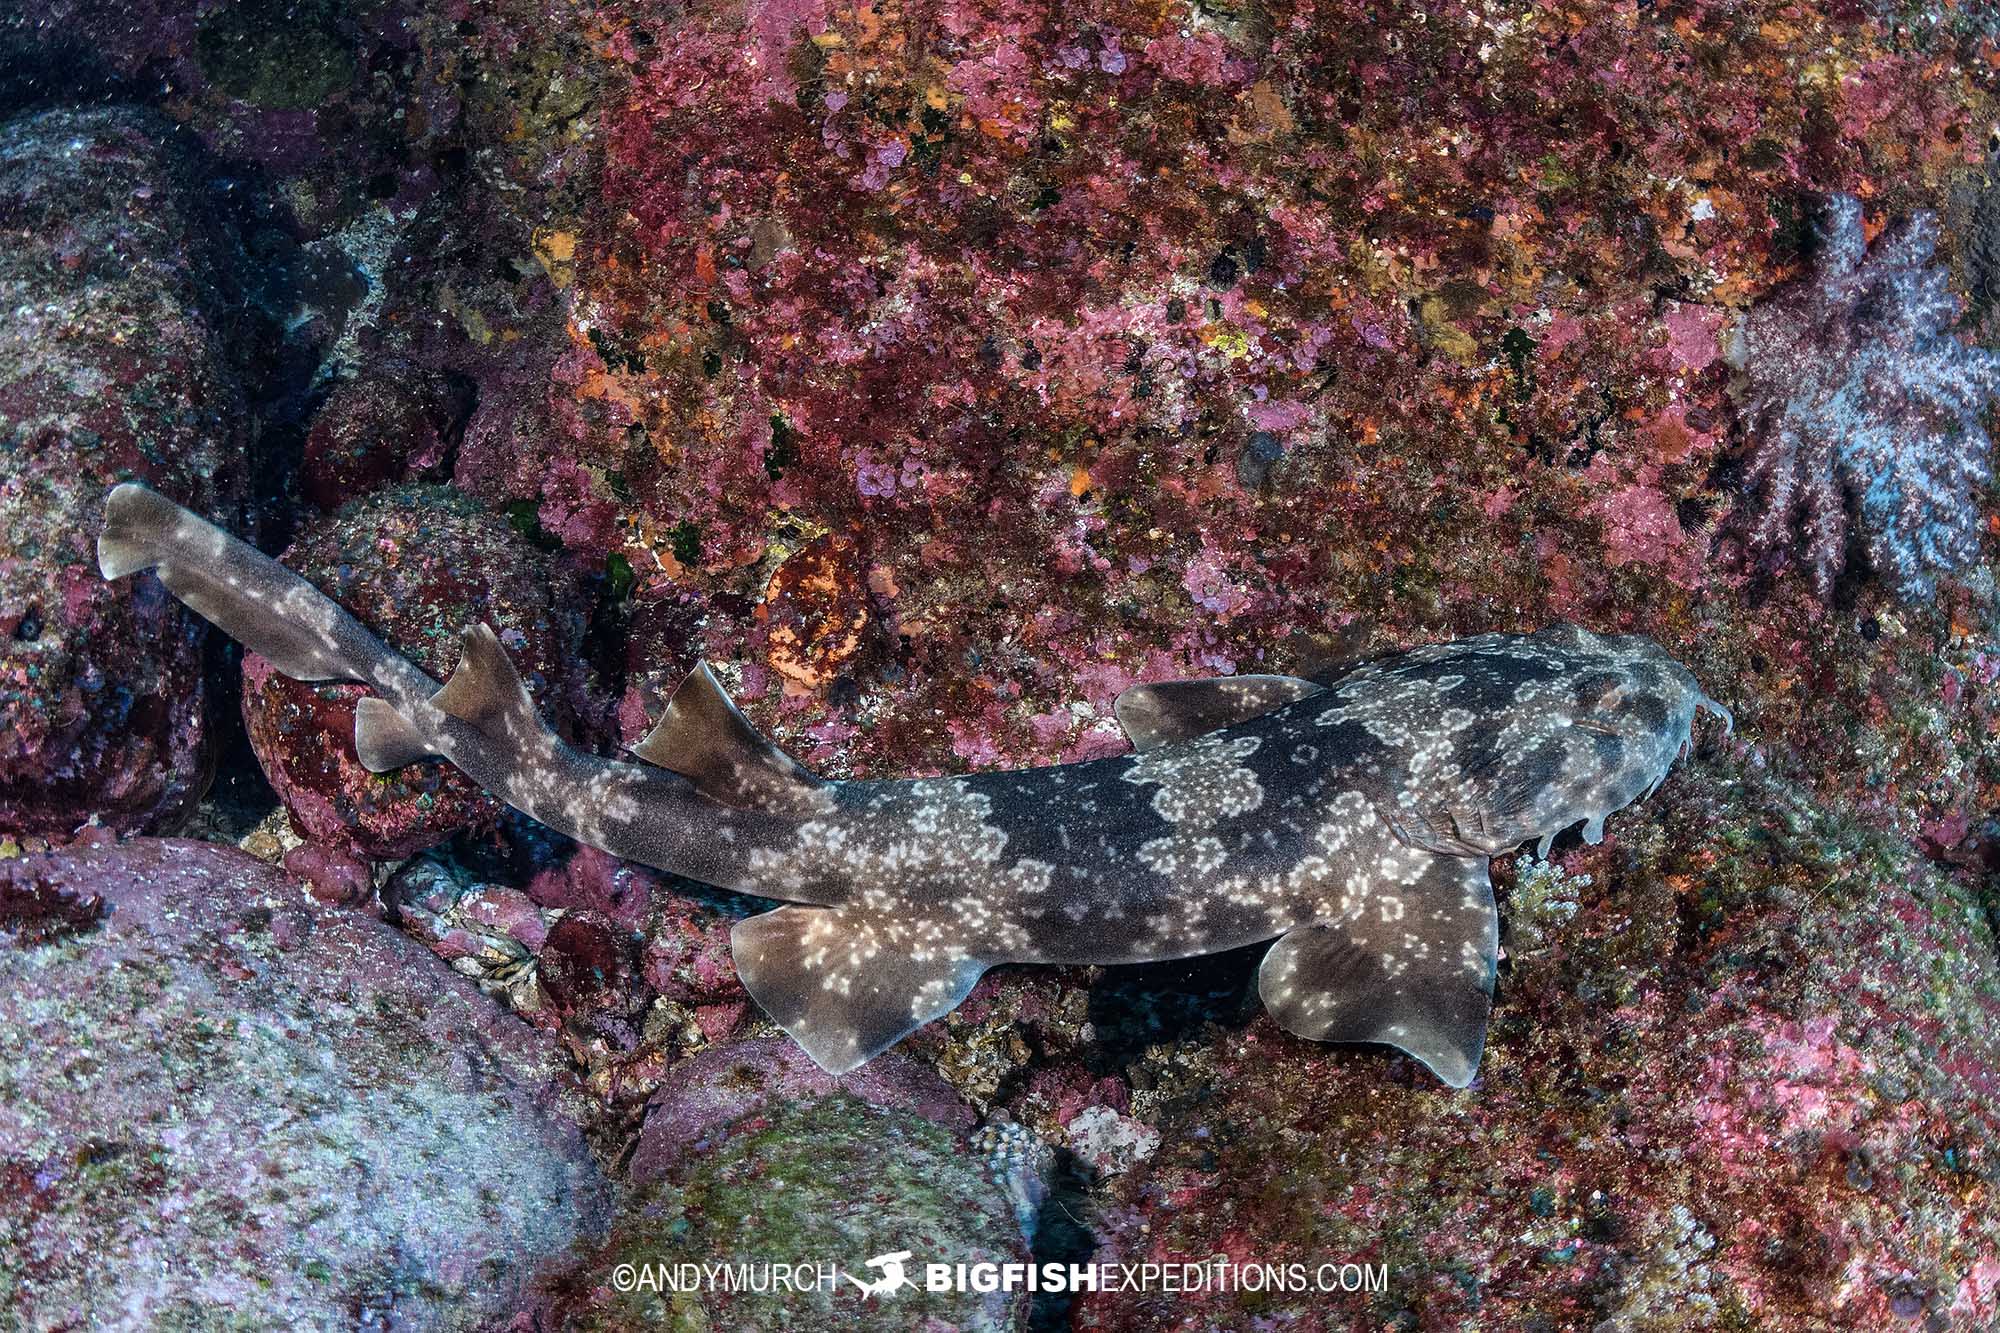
98;483;1727;1085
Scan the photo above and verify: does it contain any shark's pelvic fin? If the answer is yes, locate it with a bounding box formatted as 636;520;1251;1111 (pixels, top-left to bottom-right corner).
629;663;828;813
1257;853;1497;1088
432;623;551;742
353;697;441;772
1114;673;1324;751
731;905;987;1076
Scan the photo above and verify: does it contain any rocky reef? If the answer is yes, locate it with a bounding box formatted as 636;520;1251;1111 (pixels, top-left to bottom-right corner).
0;837;612;1326
0;107;255;838
2;0;2000;1329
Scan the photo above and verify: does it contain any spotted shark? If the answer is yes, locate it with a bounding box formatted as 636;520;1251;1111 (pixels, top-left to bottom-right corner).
97;482;1729;1086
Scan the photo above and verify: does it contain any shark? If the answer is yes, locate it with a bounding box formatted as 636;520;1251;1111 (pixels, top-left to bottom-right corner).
97;482;1729;1086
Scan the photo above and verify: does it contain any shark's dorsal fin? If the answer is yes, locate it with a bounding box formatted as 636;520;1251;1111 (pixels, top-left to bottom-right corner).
1114;673;1324;750
432;623;549;741
1288;617;1377;684
630;663;828;812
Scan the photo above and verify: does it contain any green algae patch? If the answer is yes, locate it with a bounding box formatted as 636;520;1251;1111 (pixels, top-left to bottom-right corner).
196;0;357;110
552;1095;1028;1332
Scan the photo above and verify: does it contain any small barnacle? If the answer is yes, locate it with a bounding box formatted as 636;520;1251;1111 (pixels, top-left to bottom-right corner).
1726;193;2000;601
973;1117;1056;1241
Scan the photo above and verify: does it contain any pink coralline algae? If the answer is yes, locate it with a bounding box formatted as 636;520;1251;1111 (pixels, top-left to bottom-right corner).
1727;194;2000;602
422;0;1994;787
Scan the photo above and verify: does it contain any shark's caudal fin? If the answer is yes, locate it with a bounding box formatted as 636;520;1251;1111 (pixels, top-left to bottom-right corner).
731;906;987;1075
98;482;427;699
1258;852;1498;1088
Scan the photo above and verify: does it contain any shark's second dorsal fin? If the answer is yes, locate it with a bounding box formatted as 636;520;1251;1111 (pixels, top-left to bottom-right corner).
431;623;550;741
630;663;828;813
1114;673;1325;750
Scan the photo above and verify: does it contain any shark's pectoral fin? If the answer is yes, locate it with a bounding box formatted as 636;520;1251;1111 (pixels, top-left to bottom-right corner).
731;905;986;1075
1114;673;1325;750
1258;853;1497;1088
630;663;828;814
353;697;440;772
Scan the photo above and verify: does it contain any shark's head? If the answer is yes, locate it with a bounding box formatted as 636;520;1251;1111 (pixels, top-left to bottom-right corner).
1479;623;1730;854
1365;622;1729;858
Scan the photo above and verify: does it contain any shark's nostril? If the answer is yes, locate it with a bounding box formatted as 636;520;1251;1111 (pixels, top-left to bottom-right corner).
13;606;42;641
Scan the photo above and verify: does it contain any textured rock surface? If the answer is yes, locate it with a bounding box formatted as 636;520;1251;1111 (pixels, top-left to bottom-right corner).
532;1040;1024;1332
1071;764;2000;1330
0;837;613;1328
241;483;586;859
629;1035;978;1184
0;106;252;838
298;362;467;512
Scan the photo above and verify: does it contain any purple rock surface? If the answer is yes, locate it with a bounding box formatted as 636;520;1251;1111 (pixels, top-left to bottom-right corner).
0;106;252;839
630;1034;978;1185
0;837;613;1327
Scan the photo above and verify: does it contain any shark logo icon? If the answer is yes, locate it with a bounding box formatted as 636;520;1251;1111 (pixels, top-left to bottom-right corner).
844;1250;915;1298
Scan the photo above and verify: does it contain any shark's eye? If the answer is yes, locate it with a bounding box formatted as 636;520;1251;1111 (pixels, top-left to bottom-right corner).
13;606;41;642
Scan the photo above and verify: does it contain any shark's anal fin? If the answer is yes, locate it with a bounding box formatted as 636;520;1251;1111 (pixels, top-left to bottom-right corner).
1114;673;1324;751
731;905;987;1075
354;697;440;773
630;663;827;813
1258;853;1497;1088
432;623;549;741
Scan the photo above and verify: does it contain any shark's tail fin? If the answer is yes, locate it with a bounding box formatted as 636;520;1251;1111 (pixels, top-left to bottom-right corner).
731;905;987;1074
96;481;184;580
98;482;433;704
